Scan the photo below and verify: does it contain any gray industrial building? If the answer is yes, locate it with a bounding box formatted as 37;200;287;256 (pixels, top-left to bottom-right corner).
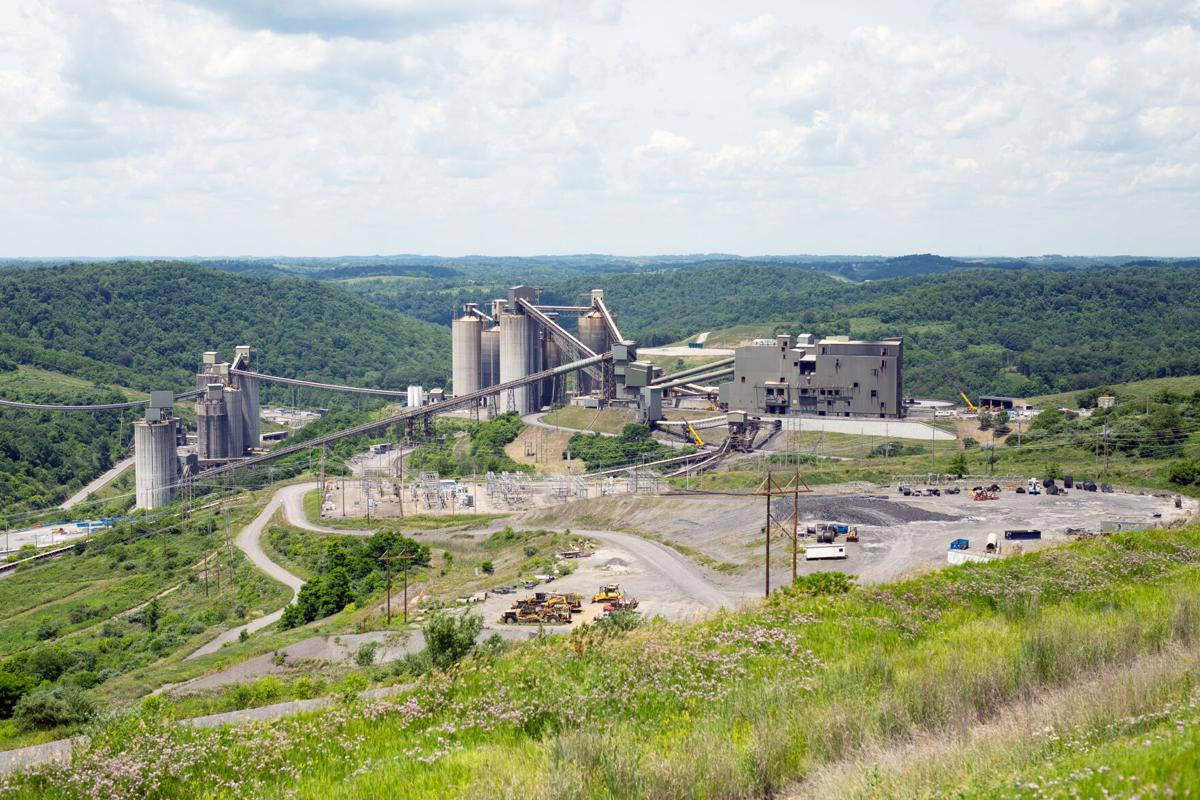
723;334;904;418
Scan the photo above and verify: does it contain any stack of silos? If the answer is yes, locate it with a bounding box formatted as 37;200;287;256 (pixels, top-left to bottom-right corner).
451;314;482;398
578;309;609;395
499;312;531;414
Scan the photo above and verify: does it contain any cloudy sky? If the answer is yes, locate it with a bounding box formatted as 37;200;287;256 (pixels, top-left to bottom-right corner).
1;0;1198;257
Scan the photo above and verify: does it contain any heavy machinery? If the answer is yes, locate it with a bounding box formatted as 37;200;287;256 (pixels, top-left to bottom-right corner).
592;583;623;603
973;489;999;501
960;392;978;412
846;527;860;543
603;597;639;612
500;594;574;624
686;422;704;447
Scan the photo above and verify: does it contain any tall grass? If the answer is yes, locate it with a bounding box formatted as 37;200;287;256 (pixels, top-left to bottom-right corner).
4;528;1200;799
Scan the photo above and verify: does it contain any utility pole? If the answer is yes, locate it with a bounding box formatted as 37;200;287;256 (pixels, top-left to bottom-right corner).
754;469;812;598
224;506;235;585
1103;424;1110;472
380;551;411;624
204;516;212;597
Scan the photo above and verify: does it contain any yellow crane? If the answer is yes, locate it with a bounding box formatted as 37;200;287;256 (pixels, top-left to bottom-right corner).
686;422;705;447
959;392;978;412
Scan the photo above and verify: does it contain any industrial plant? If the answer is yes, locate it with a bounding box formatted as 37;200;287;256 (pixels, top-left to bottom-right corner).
451;287;906;422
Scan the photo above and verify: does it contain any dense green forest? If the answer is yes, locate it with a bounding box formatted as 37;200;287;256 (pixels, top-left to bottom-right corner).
0;262;449;393
0;376;129;510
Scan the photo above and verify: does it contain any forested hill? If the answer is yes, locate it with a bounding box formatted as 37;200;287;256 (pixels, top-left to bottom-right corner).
0;262;450;393
569;262;1200;400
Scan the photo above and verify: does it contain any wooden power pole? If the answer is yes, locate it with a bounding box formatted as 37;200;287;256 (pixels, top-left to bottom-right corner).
753;468;812;597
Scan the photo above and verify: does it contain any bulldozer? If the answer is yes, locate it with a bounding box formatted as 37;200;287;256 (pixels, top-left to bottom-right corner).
592;583;623;603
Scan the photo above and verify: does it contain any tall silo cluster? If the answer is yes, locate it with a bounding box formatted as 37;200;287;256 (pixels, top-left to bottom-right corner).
195;347;261;462
450;286;615;415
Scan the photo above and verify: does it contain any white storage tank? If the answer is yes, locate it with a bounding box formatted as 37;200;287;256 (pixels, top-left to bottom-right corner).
499;312;532;413
451;314;483;397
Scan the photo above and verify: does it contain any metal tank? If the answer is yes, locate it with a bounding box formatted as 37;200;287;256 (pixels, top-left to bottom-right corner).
499;312;531;414
134;402;179;510
196;384;230;460
451;314;483;398
577;310;609;394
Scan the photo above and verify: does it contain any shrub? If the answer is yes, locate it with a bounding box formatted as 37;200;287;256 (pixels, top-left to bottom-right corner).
423;610;482;670
0;671;32;718
35;618;60;641
355;641;380;667
480;561;494;575
787;571;856;597
596;610;644;633
1167;459;1200;487
13;686;97;730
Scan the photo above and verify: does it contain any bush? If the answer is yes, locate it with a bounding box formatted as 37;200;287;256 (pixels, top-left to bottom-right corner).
423;610;482;670
1167;459;1200;487
355;641;380;667
786;571;856;597
0;671;32;718
36;618;60;641
13;686;97;731
963;437;979;449
480;561;494;575
596;609;644;633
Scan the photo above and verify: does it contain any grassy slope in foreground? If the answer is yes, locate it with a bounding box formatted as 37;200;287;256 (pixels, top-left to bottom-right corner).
6;527;1200;799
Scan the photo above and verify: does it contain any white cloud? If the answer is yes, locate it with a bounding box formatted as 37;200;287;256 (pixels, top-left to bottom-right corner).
0;0;1197;255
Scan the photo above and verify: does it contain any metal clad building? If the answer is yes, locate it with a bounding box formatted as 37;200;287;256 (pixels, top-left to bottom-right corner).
726;334;904;418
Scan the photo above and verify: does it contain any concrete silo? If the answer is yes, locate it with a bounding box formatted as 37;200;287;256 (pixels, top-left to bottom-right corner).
577;309;609;395
196;384;230;460
233;345;260;450
481;324;500;389
499;312;531;414
451;313;482;398
224;386;245;457
134;392;179;510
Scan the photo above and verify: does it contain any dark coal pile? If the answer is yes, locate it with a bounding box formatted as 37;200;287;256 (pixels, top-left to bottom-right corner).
776;495;961;526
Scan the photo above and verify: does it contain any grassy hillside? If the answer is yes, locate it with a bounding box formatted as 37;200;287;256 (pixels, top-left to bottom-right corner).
0;262;449;394
5;525;1200;798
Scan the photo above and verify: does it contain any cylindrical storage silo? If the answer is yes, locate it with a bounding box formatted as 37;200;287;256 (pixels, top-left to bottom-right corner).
237;373;261;450
499;313;531;414
451;315;482;398
196;385;229;460
135;417;179;509
480;325;500;388
224;387;244;457
578;311;608;394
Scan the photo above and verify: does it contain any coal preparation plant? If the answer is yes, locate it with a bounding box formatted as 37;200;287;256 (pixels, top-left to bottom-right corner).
723;334;905;419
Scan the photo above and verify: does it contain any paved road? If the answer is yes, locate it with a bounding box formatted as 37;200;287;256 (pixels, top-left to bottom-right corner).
185;493;305;659
277;482;373;536
60;456;135;509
